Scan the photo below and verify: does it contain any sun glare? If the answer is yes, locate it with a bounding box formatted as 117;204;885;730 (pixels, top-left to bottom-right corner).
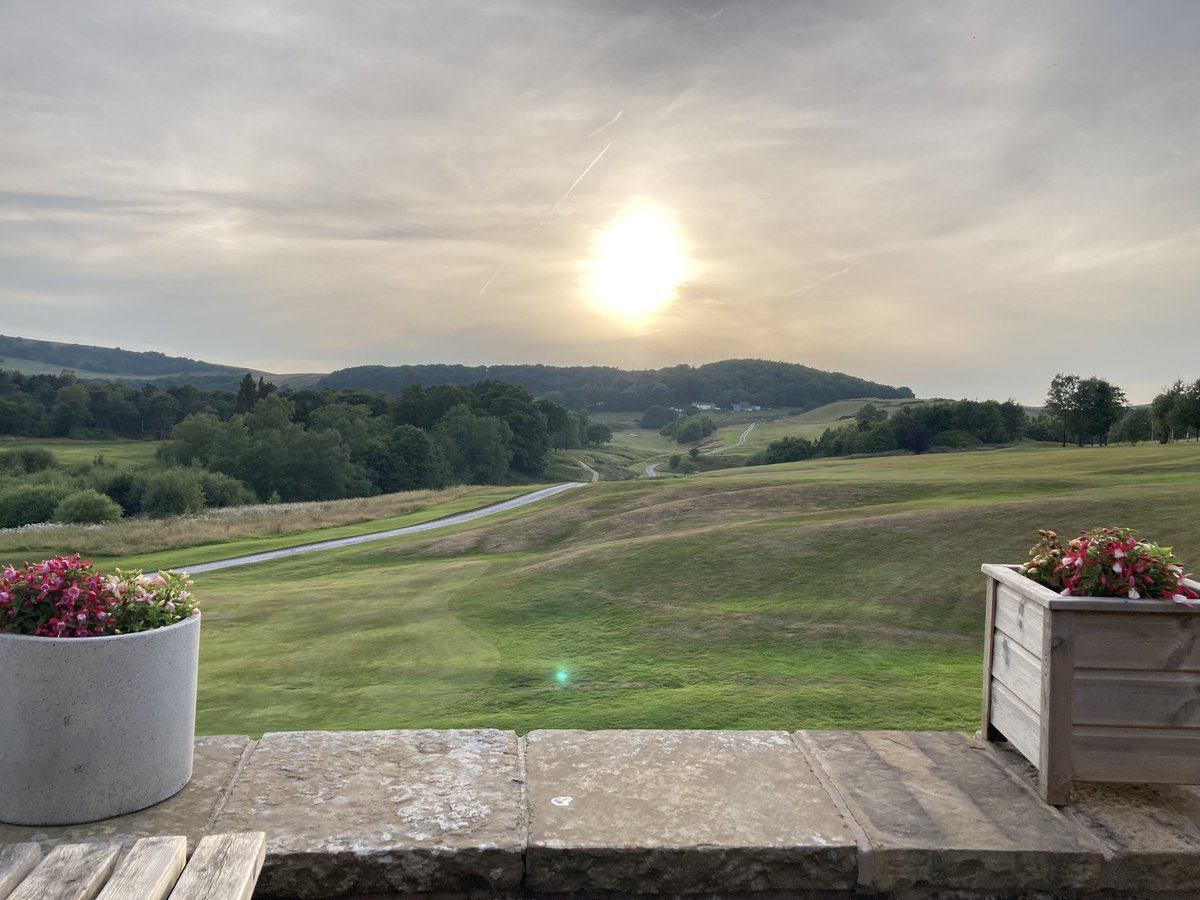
588;204;688;322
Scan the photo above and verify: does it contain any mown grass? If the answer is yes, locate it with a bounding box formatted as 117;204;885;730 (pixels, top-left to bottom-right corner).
0;436;161;466
154;442;1200;737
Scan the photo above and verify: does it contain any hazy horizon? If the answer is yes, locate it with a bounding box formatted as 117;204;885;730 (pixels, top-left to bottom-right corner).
3;1;1198;405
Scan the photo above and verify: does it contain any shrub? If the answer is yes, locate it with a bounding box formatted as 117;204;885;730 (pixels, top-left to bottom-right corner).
0;484;70;528
91;469;144;516
53;489;124;524
0;447;57;474
140;468;206;518
197;470;256;508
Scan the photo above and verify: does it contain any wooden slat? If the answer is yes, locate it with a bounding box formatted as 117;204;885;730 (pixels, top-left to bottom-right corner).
1039;609;1074;805
167;833;265;900
1073;670;1200;727
1073;725;1200;783
96;837;186;900
994;584;1045;657
981;576;999;738
1073;612;1200;671
980;564;1058;608
8;844;120;900
989;678;1042;766
990;628;1042;712
0;845;40;900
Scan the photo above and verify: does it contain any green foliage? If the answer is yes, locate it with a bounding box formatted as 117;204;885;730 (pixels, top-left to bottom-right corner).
1044;373;1127;446
673;415;716;444
434;405;514;484
639;405;677;429
53;489;124;524
0;446;57;474
0;483;70;527
1150;379;1200;443
762;436;815;464
585;423;614;446
319;358;914;411
196;470;256;508
1111;408;1152;445
140;468;206;517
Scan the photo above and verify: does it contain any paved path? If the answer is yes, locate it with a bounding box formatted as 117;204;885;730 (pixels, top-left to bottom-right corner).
180;483;587;575
644;463;661;478
704;422;756;455
576;460;601;482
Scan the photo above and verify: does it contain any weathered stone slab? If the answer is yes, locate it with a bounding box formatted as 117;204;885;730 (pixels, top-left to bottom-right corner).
525;729;856;895
799;731;1102;893
211;729;524;898
986;736;1200;893
0;736;250;853
1062;783;1200;894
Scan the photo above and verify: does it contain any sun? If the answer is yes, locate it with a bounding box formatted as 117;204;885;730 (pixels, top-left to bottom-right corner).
588;204;688;322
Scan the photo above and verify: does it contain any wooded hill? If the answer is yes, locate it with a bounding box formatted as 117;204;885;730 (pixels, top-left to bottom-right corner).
2;334;913;411
319;359;913;411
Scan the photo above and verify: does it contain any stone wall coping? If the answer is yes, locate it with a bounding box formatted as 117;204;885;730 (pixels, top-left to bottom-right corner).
2;729;1198;898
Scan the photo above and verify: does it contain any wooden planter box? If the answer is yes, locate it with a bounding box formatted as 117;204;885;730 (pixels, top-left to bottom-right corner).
981;564;1200;805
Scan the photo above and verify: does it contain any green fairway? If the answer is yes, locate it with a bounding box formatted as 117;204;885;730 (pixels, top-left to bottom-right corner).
0;436;161;465
166;442;1200;737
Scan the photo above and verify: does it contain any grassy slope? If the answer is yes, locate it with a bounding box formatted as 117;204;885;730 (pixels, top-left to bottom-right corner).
0;437;161;465
170;443;1200;737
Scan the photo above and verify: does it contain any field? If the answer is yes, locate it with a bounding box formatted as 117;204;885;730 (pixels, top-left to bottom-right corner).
0;436;162;466
42;441;1193;738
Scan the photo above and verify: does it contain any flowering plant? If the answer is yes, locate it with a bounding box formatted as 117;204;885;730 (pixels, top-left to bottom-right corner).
0;554;197;637
1019;527;1198;606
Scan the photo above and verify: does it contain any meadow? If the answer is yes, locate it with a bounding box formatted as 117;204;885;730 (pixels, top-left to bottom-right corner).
57;441;1197;738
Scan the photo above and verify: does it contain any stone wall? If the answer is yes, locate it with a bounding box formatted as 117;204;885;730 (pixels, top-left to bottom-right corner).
3;729;1200;898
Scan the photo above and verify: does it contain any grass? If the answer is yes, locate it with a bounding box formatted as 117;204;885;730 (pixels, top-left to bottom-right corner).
0;436;161;466
0;485;531;570
98;441;1200;737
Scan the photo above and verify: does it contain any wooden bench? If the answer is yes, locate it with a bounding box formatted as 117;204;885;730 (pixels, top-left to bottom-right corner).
0;832;265;900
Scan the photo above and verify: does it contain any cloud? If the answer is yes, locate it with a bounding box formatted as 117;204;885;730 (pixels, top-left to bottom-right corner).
1;1;1198;401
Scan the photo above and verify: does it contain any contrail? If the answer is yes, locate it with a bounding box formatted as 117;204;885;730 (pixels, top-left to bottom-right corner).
533;141;614;233
587;110;623;139
784;267;849;295
478;263;505;296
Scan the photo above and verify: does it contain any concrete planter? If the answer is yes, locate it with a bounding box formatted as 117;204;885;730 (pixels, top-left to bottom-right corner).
981;564;1200;805
0;613;199;825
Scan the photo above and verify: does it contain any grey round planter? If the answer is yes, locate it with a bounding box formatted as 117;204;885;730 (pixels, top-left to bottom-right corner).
0;613;199;826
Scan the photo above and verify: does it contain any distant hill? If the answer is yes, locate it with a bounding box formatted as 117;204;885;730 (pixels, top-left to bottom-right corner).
319;358;913;411
0;334;913;410
0;335;320;391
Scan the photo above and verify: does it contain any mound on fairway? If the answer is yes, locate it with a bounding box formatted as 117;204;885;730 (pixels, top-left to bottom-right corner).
172;443;1200;736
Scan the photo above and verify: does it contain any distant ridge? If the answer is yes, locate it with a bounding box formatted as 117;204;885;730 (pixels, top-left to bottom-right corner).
319;358;913;411
0;334;912;410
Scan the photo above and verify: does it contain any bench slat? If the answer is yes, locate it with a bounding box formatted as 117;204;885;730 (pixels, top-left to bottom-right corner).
167;833;265;900
95;837;187;900
0;845;41;900
8;843;120;900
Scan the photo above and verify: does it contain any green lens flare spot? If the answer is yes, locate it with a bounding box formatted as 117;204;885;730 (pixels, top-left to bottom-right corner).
556;669;569;683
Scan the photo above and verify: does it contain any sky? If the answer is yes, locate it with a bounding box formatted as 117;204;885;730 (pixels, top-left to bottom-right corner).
2;1;1198;405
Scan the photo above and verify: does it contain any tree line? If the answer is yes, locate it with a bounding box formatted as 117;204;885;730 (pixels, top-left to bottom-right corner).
0;372;607;526
319;358;914;411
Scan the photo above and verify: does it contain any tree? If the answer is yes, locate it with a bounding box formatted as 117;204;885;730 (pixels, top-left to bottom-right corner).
1075;377;1126;445
854;403;887;428
1111;408;1152;445
639;405;677;429
1044;374;1125;446
1044;374;1081;446
234;373;258;414
434;405;514;484
585;423;613;446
